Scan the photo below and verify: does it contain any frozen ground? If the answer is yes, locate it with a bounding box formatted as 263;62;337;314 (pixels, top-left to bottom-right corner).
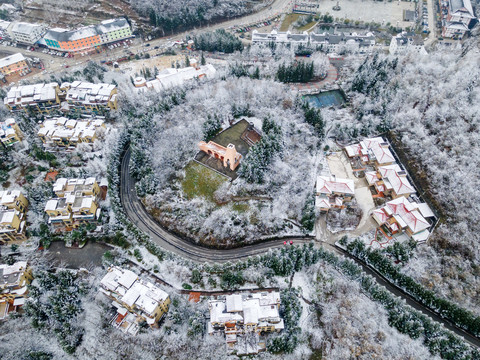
313;0;415;29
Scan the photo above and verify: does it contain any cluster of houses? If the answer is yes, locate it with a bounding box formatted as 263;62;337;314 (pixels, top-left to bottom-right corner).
344;137;435;243
133;59;216;93
44;177;106;232
208;292;284;355
4;81;118;114
37;117;106;152
1;18;132;52
99;266;171;335
252;29;376;53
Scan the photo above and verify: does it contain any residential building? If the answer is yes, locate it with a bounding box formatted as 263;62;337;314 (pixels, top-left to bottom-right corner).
389;33;427;55
9;22;45;45
62;81;118;112
4;82;60;113
37;117;105;151
344;137;396;167
0;261;33;320
43;18;132;53
208;292;284;354
315;175;355;212
365;164;415;199
134;63;216;93
198;141;242;171
0;190;28;243
99;266;171;335
44;177;102;230
0;118;23;147
252;30;376;53
0;53;30;76
442;0;476;39
372;197;434;242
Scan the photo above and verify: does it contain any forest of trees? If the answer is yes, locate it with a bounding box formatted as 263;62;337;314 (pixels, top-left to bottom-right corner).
132;0;260;35
277;61;315;83
194;29;243;53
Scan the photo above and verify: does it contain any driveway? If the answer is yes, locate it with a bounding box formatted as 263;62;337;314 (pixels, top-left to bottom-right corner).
316;152;376;244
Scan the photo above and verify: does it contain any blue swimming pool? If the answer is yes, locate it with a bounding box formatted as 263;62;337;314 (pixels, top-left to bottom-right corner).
304;90;346;108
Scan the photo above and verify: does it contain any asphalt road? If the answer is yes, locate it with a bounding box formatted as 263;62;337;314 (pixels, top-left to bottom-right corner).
119;146;480;349
120;147;311;263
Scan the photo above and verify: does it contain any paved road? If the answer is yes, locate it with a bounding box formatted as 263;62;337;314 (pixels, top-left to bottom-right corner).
329;243;480;349
120;147;311;263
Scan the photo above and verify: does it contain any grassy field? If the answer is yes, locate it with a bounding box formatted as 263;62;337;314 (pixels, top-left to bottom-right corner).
297;20;318;32
280;13;301;31
182;161;228;202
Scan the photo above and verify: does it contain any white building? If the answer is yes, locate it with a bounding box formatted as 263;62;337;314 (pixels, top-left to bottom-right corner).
134;63;216;93
442;0;476;39
208;292;284;354
389;33;427;55
252;30;376;53
99;266;171;336
9;22;45;45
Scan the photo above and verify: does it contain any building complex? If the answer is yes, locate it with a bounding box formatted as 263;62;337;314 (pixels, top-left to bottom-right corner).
208;292;284;355
3;81;117;114
389;33;427;55
9;22;45;45
0;118;23;147
100;266;171;335
344;137;435;242
44;177;103;230
0;261;33;320
252;30;376;53
43;18;132;53
37;117;105;151
0;190;28;244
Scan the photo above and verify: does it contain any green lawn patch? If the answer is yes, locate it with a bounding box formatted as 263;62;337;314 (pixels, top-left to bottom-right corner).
232;203;249;213
182;161;228;202
297;21;317;32
280;14;301;31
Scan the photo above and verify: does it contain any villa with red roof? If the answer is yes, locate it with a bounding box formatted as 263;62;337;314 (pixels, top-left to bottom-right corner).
366;164;415;199
344;137;395;166
372;197;433;242
315;175;355;212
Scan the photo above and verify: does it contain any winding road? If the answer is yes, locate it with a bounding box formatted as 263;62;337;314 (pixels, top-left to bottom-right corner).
120;147;311;263
119;146;480;348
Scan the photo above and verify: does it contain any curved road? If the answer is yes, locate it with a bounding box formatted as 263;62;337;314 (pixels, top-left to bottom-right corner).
120;147;480;348
120;147;311;263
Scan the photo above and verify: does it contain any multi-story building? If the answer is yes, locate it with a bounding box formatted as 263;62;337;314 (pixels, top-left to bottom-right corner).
37;117;105;151
43;18;132;53
0;261;33;320
4;82;60;113
442;0;476;39
0;118;23;147
0;190;28;244
99;266;171;335
9;22;45;45
62;81;118;112
389;33;427;55
252;30;376;53
0;53;30;76
44;177;101;230
208;292;284;354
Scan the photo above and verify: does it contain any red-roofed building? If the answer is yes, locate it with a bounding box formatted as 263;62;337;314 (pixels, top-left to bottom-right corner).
315;175;355;212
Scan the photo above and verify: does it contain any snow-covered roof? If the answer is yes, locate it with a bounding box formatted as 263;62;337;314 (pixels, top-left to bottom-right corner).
378;165;415;196
0;190;22;205
11;22;43;35
316;175;355;196
226;294;243;312
0;53;26;69
383;198;430;234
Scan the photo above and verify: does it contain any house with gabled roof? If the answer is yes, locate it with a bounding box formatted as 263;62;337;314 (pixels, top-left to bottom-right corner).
366;164;415;199
344;137;395;167
315;175;355;212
